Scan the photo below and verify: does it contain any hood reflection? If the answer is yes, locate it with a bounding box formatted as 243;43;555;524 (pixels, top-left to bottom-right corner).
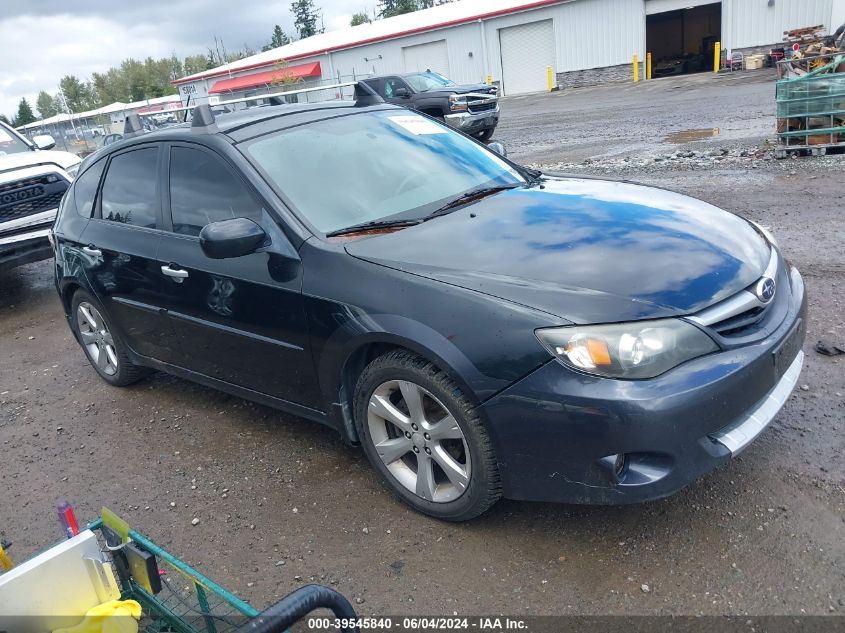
346;177;770;320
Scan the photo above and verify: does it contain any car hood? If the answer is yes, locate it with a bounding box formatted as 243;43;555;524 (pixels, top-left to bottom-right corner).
345;177;771;324
0;149;80;180
427;83;497;97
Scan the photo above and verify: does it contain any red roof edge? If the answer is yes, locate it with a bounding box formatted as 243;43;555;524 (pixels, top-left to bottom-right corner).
172;0;565;85
208;62;322;94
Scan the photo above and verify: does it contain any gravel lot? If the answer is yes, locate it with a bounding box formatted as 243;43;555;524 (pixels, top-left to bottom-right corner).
1;70;843;621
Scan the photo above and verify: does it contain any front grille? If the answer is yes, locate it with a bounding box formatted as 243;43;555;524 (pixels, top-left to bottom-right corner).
688;248;787;343
0;174;69;223
469;101;496;113
710;306;768;337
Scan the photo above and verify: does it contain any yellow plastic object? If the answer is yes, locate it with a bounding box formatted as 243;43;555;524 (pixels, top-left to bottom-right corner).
633;54;639;82
52;600;142;633
0;542;12;571
100;507;130;544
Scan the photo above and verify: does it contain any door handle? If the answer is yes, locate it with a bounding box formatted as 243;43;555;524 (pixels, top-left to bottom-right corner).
161;264;189;282
82;245;102;256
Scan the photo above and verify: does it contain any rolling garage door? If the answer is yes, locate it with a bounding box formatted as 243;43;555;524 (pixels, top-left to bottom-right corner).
499;20;555;96
403;40;451;75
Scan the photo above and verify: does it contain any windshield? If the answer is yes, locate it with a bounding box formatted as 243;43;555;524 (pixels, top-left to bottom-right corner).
0;123;33;156
244;110;523;234
405;72;456;92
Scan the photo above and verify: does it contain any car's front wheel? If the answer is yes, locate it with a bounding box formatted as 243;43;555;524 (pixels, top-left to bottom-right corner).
354;350;501;521
475;128;495;142
70;290;149;387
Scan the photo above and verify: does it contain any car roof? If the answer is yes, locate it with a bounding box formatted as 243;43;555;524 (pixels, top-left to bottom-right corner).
105;101;402;150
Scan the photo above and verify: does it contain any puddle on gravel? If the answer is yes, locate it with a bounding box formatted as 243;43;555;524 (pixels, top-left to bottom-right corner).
664;128;720;143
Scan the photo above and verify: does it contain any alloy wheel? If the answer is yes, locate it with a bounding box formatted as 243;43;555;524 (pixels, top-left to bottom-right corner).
367;380;471;503
77;302;119;376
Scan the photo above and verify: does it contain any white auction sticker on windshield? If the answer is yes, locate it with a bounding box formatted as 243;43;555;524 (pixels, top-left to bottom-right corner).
0;129;13;143
388;115;447;135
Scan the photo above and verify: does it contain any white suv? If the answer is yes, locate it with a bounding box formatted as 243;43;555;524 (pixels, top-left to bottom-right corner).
0;121;81;269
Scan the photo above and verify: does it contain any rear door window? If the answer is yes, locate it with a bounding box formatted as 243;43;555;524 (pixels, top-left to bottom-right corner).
168;146;263;237
100;147;159;228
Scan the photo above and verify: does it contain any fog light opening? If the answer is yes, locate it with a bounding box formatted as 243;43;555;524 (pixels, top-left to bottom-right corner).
613;453;628;481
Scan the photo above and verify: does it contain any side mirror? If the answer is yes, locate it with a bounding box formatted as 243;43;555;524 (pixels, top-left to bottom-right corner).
488;141;507;157
394;87;411;98
199;218;267;259
32;134;56;150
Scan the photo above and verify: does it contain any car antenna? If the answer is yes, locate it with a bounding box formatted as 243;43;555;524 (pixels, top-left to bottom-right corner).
354;81;384;107
191;103;218;134
123;113;145;138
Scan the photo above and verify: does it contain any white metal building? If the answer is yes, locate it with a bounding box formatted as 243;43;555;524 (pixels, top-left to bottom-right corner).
173;0;844;99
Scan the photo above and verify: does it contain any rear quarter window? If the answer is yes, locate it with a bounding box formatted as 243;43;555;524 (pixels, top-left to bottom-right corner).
100;148;159;228
73;158;106;218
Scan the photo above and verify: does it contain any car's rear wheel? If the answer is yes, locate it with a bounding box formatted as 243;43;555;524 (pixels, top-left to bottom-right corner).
70;290;149;387
354;350;501;521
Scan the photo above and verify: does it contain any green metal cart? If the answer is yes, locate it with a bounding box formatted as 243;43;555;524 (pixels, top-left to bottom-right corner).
776;52;845;157
0;507;358;633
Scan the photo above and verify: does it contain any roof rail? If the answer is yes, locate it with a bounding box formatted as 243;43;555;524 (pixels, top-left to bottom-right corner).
123;112;145;138
134;80;385;134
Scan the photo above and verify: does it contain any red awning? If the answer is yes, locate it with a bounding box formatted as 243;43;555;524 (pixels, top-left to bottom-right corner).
208;62;322;94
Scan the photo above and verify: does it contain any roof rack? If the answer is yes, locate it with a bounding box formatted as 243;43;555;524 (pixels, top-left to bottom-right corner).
123;112;145;138
129;80;384;136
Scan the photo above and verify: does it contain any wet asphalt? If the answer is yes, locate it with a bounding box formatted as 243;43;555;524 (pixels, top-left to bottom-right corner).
0;69;843;621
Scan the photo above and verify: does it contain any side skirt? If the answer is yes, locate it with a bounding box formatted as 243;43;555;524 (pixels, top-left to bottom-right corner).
132;353;337;432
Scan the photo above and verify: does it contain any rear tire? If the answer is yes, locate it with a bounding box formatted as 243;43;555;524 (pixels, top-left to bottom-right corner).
354;350;501;521
70;289;150;387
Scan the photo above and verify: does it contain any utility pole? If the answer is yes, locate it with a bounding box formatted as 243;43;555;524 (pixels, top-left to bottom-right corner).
56;86;80;140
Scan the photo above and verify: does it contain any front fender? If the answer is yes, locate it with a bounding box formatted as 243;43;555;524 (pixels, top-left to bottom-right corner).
316;311;491;412
301;243;556;439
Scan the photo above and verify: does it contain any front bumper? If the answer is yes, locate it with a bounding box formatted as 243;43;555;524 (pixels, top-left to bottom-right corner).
0;212;55;269
480;265;807;504
444;105;500;132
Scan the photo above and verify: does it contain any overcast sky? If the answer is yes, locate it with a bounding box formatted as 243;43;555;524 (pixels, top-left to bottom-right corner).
0;0;377;120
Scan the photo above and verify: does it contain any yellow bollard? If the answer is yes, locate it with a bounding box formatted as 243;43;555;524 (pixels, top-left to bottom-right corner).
646;53;652;80
633;54;639;82
487;73;493;85
547;66;554;91
714;40;721;73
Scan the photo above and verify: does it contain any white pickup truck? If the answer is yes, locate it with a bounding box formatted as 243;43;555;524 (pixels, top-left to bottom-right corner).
0;120;81;269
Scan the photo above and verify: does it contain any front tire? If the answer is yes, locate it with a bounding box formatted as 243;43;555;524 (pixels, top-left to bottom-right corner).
70;290;149;387
354;350;501;521
475;128;495;142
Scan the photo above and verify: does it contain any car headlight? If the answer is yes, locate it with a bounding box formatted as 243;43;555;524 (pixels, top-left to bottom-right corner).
535;319;718;379
449;95;468;112
65;162;81;179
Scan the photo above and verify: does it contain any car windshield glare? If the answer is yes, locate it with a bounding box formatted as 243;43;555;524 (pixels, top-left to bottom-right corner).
405;72;455;92
244;110;523;234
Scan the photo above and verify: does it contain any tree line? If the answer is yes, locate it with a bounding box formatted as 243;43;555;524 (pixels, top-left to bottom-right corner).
7;0;326;126
353;0;452;25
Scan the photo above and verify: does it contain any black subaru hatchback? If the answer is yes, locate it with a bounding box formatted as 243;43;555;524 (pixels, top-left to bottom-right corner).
52;94;806;520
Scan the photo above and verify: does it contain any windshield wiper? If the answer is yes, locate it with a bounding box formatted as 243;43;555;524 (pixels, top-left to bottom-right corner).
325;218;422;237
427;184;521;219
522;167;543;183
